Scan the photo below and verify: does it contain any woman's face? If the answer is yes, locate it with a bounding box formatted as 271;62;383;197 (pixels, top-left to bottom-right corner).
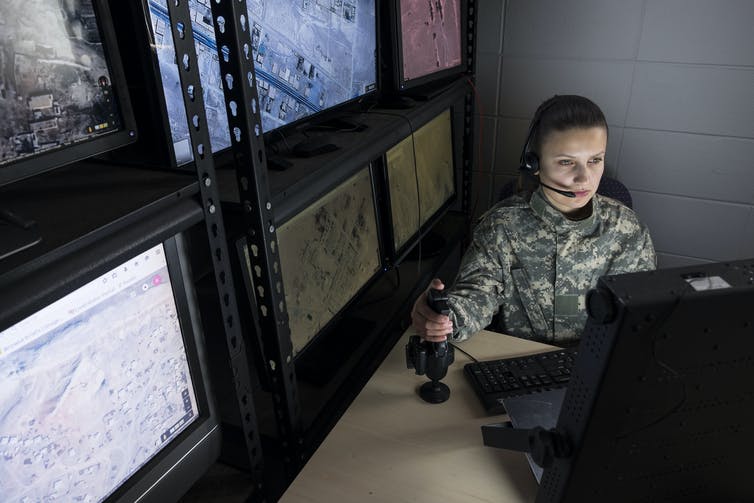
536;126;607;217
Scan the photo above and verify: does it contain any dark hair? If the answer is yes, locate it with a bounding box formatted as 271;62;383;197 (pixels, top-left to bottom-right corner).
529;95;608;154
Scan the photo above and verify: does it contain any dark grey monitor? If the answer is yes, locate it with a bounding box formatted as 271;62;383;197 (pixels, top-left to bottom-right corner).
484;259;754;502
0;231;221;502
0;0;137;187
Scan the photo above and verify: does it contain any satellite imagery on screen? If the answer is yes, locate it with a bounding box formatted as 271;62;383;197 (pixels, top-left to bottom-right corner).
276;168;381;354
148;0;377;164
0;0;123;168
400;0;462;82
0;244;199;502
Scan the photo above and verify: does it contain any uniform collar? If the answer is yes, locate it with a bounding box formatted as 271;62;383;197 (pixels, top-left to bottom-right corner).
529;187;600;235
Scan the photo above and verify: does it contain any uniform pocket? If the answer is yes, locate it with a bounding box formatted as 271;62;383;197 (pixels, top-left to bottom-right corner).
510;267;550;341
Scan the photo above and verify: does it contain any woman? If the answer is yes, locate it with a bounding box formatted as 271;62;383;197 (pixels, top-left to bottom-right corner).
412;95;656;346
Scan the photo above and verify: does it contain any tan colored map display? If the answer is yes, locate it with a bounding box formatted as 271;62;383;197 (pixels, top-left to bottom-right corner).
386;108;454;253
414;108;455;225
386;135;420;251
277;167;381;354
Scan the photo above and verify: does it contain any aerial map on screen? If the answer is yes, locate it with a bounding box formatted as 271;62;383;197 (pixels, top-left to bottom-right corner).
276;168;380;354
149;0;377;164
0;0;123;168
399;0;462;83
0;244;199;502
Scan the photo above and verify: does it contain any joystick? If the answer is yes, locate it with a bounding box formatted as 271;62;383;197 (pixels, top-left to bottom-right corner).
405;288;455;403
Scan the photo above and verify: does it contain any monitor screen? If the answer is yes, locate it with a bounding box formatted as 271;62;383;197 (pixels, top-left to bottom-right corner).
146;0;378;165
0;0;136;187
274;167;381;355
396;0;463;89
385;108;455;259
0;241;207;502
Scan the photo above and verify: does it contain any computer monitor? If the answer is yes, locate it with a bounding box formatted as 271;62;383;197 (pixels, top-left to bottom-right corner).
238;166;382;358
278;166;382;356
145;0;378;166
384;108;455;263
0;0;136;187
389;0;465;92
487;259;754;502
0;232;221;502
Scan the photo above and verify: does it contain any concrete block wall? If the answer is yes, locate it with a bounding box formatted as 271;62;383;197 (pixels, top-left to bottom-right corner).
472;0;754;268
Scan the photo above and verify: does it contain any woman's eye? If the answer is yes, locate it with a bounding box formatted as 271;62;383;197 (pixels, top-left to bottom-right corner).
589;157;603;165
558;160;573;166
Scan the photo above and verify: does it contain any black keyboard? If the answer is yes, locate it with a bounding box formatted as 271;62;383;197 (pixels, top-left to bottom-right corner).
463;347;578;415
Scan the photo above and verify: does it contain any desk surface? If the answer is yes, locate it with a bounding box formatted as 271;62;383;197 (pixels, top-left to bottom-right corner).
280;330;556;502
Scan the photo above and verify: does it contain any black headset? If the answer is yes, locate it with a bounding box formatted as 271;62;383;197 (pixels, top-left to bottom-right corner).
518;96;560;175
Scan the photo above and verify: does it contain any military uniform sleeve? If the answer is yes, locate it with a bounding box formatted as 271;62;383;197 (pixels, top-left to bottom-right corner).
610;210;657;274
447;215;506;341
632;223;657;272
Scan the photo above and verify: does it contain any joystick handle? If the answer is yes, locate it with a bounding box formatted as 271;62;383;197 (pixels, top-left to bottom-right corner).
427;288;450;316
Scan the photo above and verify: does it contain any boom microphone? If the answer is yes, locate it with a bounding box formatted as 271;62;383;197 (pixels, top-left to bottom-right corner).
540;181;576;198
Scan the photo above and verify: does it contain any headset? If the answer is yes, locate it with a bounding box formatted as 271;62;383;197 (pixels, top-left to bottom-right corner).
519;96;560;174
518;96;576;198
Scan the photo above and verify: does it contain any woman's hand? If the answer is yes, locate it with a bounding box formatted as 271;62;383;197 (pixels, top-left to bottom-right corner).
410;278;453;342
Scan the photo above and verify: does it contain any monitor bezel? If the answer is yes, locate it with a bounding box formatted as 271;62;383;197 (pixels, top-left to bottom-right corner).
0;223;221;503
140;0;380;168
380;108;458;266
0;0;138;188
389;0;468;93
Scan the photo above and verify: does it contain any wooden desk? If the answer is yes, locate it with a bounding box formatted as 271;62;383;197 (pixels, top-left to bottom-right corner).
280;330;556;502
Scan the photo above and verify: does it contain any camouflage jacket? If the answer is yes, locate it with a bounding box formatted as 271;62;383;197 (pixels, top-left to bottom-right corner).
448;188;656;345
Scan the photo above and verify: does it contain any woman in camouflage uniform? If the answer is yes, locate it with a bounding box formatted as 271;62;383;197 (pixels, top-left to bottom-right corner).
412;95;656;346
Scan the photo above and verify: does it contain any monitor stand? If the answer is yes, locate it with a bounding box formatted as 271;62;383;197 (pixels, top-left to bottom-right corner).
0;208;42;260
291;135;340;158
481;422;573;470
305;116;368;133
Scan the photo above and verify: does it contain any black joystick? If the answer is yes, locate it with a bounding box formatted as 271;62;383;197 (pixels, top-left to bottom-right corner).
405;288;455;403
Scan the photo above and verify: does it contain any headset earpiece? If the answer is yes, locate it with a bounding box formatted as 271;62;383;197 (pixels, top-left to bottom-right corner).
519;96;560;175
522;151;539;174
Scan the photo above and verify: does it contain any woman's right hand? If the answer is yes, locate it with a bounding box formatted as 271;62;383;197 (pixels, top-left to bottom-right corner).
410;278;453;342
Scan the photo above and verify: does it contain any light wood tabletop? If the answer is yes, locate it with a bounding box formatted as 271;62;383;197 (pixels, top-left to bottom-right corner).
280;330;557;503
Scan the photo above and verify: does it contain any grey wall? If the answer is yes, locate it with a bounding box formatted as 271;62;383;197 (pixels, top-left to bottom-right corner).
472;0;754;268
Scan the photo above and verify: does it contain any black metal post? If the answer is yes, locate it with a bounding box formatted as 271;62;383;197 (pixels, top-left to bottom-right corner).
206;0;303;477
163;1;266;499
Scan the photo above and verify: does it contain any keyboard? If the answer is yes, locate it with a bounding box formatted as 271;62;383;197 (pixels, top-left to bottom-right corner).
463;347;578;415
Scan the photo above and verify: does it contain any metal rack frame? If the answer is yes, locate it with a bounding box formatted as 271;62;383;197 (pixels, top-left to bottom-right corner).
204;0;303;477
168;0;478;490
162;1;268;498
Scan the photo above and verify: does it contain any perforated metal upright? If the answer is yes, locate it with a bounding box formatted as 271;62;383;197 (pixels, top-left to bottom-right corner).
162;1;268;499
462;0;479;216
205;0;304;477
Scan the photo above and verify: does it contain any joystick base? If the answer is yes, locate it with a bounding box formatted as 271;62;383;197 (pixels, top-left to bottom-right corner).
419;380;450;403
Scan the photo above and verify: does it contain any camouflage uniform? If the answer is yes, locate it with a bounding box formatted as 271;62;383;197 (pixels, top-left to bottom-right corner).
448;187;656;345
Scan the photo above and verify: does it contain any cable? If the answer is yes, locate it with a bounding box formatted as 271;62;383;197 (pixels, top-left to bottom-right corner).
615;293;689;440
366;110;423;281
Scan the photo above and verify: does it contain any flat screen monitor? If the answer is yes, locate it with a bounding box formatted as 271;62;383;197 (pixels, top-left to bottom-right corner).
0;0;136;187
385;108;455;262
0;234;220;502
146;0;378;166
490;259;754;502
392;0;464;91
248;166;382;356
